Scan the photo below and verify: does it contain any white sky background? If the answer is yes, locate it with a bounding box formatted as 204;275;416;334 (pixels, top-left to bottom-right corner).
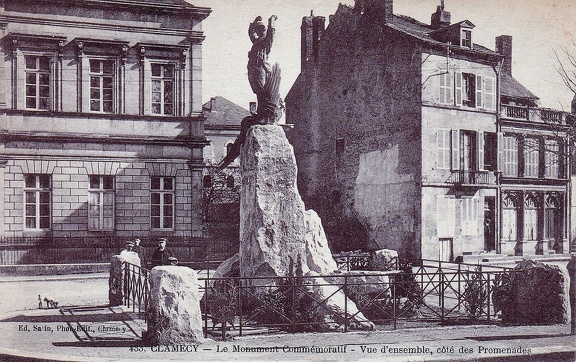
191;0;576;113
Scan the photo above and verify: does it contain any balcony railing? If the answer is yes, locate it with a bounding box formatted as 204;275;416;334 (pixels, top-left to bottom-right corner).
446;170;497;186
501;105;569;125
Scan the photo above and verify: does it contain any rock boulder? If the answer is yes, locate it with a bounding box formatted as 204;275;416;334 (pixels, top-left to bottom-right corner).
304;209;338;274
147;266;204;345
493;259;570;325
239;125;308;279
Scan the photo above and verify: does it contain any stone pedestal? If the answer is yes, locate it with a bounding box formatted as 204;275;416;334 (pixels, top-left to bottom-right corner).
147;266;204;345
108;253;141;307
239;125;307;279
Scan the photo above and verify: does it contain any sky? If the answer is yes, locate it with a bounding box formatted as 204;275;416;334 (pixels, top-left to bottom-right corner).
191;0;576;113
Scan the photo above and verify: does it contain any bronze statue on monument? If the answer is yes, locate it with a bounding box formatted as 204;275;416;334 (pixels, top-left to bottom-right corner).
217;15;283;170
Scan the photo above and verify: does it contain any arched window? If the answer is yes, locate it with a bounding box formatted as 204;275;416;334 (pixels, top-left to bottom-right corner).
523;194;538;241
502;193;518;241
544;194;562;245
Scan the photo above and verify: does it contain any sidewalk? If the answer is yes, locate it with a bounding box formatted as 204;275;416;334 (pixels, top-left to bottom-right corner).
0;304;574;362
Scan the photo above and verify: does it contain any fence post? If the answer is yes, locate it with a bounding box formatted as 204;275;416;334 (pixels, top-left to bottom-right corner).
344;275;348;333
392;275;397;330
238;278;243;337
203;278;208;338
291;276;297;333
440;271;445;325
487;273;491;322
457;263;461;311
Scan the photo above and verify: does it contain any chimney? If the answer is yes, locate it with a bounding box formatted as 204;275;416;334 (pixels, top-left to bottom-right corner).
496;35;513;76
431;0;451;29
355;0;393;22
301;14;313;70
312;16;326;62
301;12;325;70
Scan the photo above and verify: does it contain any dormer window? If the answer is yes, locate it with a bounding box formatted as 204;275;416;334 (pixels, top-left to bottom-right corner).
461;29;472;48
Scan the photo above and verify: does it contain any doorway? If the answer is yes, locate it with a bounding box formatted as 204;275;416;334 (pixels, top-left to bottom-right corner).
484;197;495;251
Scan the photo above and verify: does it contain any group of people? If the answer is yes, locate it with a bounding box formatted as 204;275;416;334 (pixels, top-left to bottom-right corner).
121;237;177;269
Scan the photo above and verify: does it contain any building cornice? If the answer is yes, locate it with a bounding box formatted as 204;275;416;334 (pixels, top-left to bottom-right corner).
7;0;211;19
5;16;205;40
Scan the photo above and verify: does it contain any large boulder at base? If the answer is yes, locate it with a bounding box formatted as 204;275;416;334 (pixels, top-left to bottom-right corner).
239;125;308;280
304;209;338;274
147;266;204;345
304;271;375;332
368;249;399;271
212;253;240;279
327;271;394;320
109;253;141;306
493;259;570;325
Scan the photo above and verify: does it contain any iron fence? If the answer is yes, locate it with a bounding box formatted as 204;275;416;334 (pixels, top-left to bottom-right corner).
198;263;516;338
0;235;222;265
124;262;150;322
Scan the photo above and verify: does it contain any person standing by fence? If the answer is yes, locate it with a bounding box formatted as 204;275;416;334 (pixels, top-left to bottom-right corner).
132;238;147;268
150;238;177;268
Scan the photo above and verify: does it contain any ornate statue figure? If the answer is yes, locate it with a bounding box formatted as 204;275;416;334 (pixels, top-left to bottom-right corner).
217;15;283;170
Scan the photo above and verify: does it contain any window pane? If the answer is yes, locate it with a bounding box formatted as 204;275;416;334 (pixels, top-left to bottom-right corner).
103;61;113;74
39;191;50;204
39;57;50;71
39;98;49;109
151;64;161;77
26;217;36;229
40;217;50;229
163;178;173;190
25;175;36;188
164;193;173;204
90;77;100;88
25;56;36;69
151;177;160;190
163;205;173;216
151;205;160;216
89;176;100;189
151;217;160;229
26;73;36;85
39;74;49;85
39;175;50;188
26;204;36;216
26;97;36;108
90;60;100;73
103;176;114;190
163;217;173;228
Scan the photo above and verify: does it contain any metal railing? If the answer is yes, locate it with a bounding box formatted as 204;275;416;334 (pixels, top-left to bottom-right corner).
0;235;228;265
199;263;516;338
501;104;569;125
446;170;497;185
123;262;150;322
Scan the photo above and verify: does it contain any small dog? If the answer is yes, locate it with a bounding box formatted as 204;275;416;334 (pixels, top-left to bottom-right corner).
38;294;58;309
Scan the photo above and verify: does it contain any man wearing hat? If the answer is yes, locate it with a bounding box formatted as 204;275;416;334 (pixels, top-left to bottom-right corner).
120;240;136;257
150;238;177;268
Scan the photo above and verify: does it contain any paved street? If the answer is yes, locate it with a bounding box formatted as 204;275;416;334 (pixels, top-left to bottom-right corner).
0;272;574;361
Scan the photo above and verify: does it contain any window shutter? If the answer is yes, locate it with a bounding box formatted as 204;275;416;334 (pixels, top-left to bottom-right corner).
454;72;462;106
484;77;495;110
476;75;483;108
451;129;460;170
477;131;485;170
438;73;445;104
497;132;504;172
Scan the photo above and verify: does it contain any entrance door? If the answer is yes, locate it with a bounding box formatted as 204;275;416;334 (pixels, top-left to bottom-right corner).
484;197;495;251
439;238;453;262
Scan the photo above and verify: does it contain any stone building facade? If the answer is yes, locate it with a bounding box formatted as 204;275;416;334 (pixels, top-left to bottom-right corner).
0;0;210;244
286;0;573;260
